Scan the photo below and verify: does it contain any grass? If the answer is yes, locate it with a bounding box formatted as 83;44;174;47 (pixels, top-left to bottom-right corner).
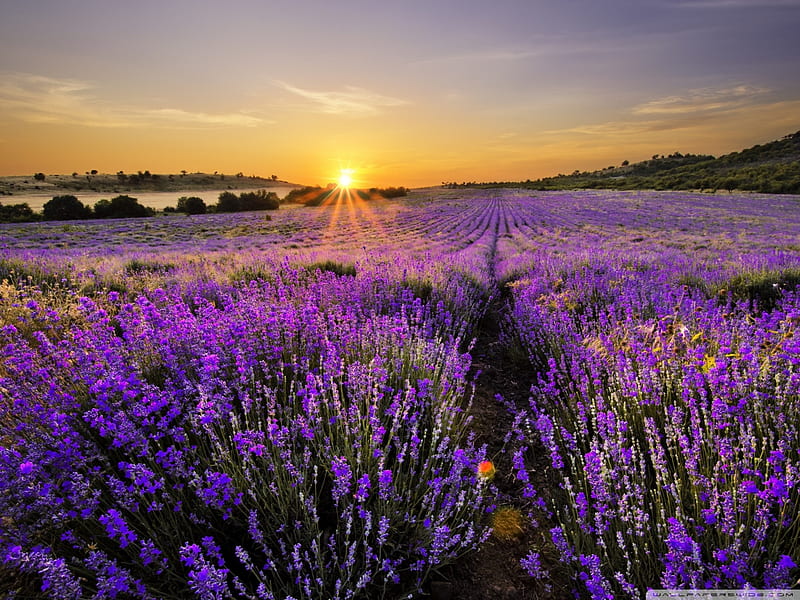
304;260;357;277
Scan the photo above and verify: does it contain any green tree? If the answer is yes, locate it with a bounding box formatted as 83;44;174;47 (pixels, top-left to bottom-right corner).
33;172;46;181
216;191;240;213
93;195;151;219
43;195;92;221
0;202;37;223
239;190;279;211
177;196;207;215
93;199;112;219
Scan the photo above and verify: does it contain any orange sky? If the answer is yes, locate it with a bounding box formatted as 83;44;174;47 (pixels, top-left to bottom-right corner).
1;1;799;188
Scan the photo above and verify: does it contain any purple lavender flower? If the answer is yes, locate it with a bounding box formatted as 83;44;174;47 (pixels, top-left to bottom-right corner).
354;473;371;502
520;550;546;578
99;509;138;548
330;456;352;502
741;480;760;494
378;469;393;500
180;543;229;600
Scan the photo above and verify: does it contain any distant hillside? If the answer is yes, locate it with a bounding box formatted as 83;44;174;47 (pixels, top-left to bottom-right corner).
467;131;800;194
0;171;295;197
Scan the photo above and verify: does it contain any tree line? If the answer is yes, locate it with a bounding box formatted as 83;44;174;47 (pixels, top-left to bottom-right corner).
0;190;281;223
0;195;155;223
283;186;408;206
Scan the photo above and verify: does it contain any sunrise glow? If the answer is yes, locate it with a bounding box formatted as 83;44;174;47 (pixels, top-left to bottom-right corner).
337;169;354;189
0;3;797;186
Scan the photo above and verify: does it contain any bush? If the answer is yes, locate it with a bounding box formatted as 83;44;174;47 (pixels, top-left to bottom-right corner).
238;190;279;211
0;278;491;599
0;202;38;223
509;265;800;596
0;258;66;289
284;186;329;205
215;191;240;213
123;259;176;275
370;186;408;198
176;196;207;215
42;195;92;221
93;195;152;219
215;190;280;212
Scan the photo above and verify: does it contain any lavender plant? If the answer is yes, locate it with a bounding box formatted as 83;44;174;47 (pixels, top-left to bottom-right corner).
4;188;800;598
1;268;492;599
508;258;800;597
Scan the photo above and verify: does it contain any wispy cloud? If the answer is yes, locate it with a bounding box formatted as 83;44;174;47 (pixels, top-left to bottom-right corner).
549;84;783;138
146;108;263;127
554;118;705;137
275;81;408;116
632;85;770;115
0;73;267;128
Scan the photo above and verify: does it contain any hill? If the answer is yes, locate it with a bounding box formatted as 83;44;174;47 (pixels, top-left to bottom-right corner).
469;131;800;194
0;171;293;198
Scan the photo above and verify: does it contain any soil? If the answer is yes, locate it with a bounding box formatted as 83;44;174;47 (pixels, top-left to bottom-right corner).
427;298;572;600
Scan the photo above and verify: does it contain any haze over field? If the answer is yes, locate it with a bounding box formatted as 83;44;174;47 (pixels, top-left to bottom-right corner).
1;0;799;187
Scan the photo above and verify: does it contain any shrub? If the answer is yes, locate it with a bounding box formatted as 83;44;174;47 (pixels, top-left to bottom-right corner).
0;202;38;223
176;196;207;215
510;266;800;596
0;258;66;290
238;190;279;211
370;186;408;198
214;190;280;213
123;259;176;276
0;277;492;599
42;195;92;221
284;186;331;206
93;195;152;219
215;191;240;213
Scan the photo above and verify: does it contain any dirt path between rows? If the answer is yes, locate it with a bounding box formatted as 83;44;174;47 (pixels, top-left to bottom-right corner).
426;298;570;600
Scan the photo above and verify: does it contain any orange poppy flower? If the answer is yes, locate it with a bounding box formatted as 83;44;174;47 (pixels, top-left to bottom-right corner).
477;460;496;481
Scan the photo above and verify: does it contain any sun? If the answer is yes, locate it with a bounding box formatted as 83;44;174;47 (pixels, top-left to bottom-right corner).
337;169;354;188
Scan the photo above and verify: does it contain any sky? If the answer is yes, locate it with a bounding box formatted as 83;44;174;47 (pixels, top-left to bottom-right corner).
1;0;799;188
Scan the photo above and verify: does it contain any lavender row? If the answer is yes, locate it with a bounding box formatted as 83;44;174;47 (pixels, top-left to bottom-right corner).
1;267;493;599
3;188;800;598
506;254;800;597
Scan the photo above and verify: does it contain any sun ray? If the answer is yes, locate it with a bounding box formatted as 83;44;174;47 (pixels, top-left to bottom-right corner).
318;165;393;254
337;169;354;188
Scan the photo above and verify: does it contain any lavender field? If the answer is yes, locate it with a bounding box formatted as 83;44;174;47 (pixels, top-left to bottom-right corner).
2;189;800;599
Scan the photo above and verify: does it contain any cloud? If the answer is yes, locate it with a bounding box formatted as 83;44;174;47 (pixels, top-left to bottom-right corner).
632;85;770;115
275;81;408;116
0;72;267;128
146;108;263;127
547;84;788;139
554;118;710;138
